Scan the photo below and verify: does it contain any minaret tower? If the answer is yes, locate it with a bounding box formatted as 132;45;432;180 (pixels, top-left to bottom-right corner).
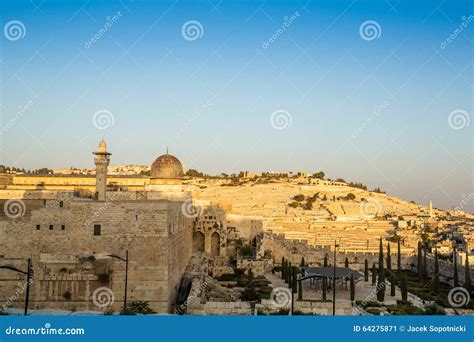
93;139;111;201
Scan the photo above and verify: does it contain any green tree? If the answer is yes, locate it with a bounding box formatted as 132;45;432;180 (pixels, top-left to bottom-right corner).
397;239;402;274
433;249;440;294
400;274;408;301
292;267;298;294
313;171;325;179
287;262;292;286
371;263;377;285
323;254;328;267
300;256;305;267
465;251;471;292
281;257;286;280
422;246;428;281
322;278;327;300
298;277;303;300
378;238;384;273
417;241;423;282
386;243;392;271
390;274;396;297
376;268;386;302
453;247;459;287
345;257;349;268
350;274;355;302
364;259;369;282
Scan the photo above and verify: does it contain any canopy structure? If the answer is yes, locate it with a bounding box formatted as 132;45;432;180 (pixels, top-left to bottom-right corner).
301;267;363;280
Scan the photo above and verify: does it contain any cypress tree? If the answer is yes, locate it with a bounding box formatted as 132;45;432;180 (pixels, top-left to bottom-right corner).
397;239;401;274
322;278;327;300
298;277;303;300
350;274;355;302
422;245;428;281
364;259;369;282
453;247;459;287
386;243;392;271
292;267;297;294
433;249;440;293
400;274;408;301
376;267;386;302
417;241;423;282
323;254;328;267
345;257;349;268
281;257;285;280
378;237;384;273
465;251;471;292
371;263;377;285
300;256;305;267
390;274;396;296
287;262;292;286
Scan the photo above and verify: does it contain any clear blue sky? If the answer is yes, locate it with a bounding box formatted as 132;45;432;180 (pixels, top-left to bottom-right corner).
0;0;472;211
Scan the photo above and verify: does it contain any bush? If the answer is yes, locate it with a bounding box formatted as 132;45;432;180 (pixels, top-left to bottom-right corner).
423;303;446;315
63;291;72;300
366;308;381;315
292;194;305;202
97;272;111;284
121;301;156;315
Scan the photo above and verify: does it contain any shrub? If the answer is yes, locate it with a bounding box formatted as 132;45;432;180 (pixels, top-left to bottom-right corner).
292;194;305;202
121;301;156;315
97;272;111;284
63;291;72;300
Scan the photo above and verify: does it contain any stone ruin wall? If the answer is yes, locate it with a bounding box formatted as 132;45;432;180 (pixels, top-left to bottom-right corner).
0;196;193;313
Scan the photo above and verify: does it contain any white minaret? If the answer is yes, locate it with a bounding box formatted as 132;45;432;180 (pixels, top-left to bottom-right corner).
429;200;433;217
93;139;111;201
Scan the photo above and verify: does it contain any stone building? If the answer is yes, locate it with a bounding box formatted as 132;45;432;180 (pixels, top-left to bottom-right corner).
0;141;195;313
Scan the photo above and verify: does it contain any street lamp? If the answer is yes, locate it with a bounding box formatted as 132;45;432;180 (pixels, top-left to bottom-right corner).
333;240;340;316
0;258;32;315
108;250;129;313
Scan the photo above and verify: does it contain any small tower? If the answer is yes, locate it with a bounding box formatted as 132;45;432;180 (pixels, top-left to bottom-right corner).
429;200;433;217
93;139;111;201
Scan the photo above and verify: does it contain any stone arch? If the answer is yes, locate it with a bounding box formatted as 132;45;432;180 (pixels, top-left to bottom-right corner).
193;231;205;252
210;232;220;257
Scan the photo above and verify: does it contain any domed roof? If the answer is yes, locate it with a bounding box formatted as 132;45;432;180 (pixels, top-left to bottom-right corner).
150;153;184;179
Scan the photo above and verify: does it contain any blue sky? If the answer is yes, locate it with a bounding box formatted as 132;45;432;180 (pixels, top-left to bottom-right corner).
0;0;472;211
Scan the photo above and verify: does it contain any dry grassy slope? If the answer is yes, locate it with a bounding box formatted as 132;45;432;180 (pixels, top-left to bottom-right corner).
195;179;428;253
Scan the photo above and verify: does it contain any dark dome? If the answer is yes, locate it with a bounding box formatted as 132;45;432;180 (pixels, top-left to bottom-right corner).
150;153;184;179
